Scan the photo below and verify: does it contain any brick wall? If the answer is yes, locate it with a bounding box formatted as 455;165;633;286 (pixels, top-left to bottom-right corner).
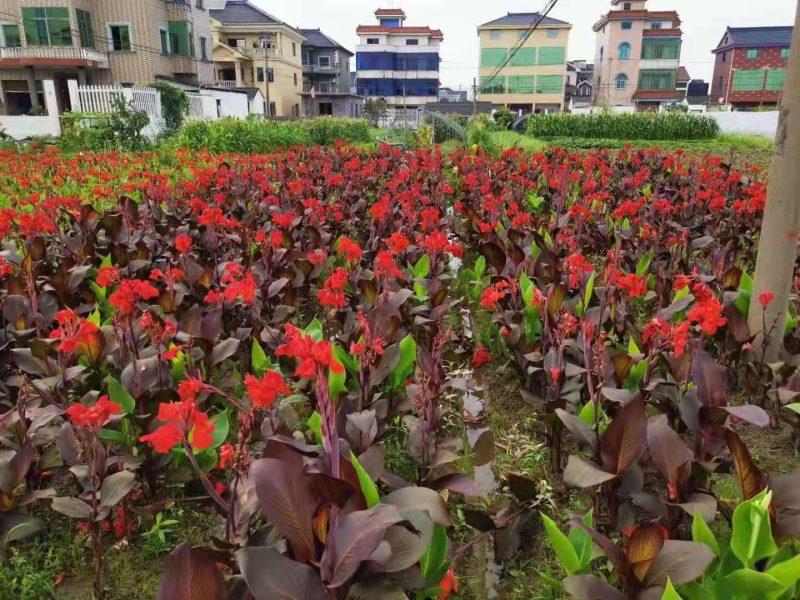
727;46;788;104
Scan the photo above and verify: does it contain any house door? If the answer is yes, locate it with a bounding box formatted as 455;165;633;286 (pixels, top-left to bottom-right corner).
319;102;333;116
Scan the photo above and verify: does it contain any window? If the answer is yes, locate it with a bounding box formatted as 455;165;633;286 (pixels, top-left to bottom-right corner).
547;29;559;38
160;28;170;54
641;38;680;60
292;42;296;56
719;75;725;92
733;69;765;90
536;75;562;94
782;48;790;59
366;38;379;45
615;73;629;89
481;47;507;67
600;47;604;61
200;36;208;62
480;75;505;94
257;67;275;83
638;69;676;91
168;21;192;57
108;23;131;51
623;2;632;8
618;42;631;59
765;69;786;91
722;51;727;63
22;7;72;46
650;22;662;30
538;47;565;65
318;55;331;68
293;73;297;86
489;30;501;40
76;10;94;48
510;47;536;66
519;30;527;39
196;0;204;8
746;48;759;59
507;75;535;93
1;24;21;48
268;101;276;117
621;21;632;30
228;38;245;48
406;38;419;45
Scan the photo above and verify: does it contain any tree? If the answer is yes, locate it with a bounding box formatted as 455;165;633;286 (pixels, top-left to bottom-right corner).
748;1;800;360
363;98;388;127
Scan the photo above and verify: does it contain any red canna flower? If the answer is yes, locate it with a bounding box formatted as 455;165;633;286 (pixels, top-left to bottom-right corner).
217;444;235;470
140;424;182;453
437;569;459;600
758;291;774;308
318;267;349;310
245;371;290;409
109;279;159;316
276;324;344;380
65;396;121;429
175;234;192;254
564;252;594;288
337;236;362;263
480;281;509;310
374;251;402;280
141;377;215;454
386;233;411;255
687;297;727;336
96;265;120;287
472;347;493;369
613;272;648;299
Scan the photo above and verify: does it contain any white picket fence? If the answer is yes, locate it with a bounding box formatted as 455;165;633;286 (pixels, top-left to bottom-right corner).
70;84;162;122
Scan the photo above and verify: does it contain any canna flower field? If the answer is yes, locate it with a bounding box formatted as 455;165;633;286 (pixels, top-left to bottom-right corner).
0;142;799;600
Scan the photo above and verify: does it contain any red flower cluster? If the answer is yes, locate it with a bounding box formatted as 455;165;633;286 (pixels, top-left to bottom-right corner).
759;291;774;308
480;281;509;310
612;272;648;299
564;253;594;288
472;347;493;369
139;392;214;454
386;233;411;255
110;279;159;316
318;267;348;310
687;297;727;336
65;396;121;429
276;324;344;380
175;234;192;253
245;371;290;409
206;263;257;305
337;236;362;263
49;310;102;356
375;251;402;280
96;265;120;287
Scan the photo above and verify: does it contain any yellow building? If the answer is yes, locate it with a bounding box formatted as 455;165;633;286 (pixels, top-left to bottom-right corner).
477;12;572;113
208;0;304;117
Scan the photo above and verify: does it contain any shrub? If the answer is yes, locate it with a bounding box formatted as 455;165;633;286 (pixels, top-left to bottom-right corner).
493;106;514;129
151;83;189;131
59;95;150;152
526;111;720;140
170;117;372;153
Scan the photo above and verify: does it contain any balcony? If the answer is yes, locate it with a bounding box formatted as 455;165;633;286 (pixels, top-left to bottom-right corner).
0;46;109;69
243;47;282;60
165;0;192;17
302;83;357;95
303;63;339;74
215;80;239;88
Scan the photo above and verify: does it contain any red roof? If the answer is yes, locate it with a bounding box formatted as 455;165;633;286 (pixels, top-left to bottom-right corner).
677;66;691;82
632;90;681;100
375;8;406;17
643;28;682;37
357;25;443;39
594;10;681;30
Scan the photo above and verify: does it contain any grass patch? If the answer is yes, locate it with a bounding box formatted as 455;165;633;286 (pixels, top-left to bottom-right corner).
490;131;548;153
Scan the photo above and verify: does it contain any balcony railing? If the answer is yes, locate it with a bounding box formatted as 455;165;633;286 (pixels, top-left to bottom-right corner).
302;83;357;95
243;47;282;60
215;80;239;88
0;46;109;68
302;63;339;74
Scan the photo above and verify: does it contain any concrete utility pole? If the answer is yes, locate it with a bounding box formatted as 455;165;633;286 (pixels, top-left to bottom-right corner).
748;1;800;361
473;77;478;116
262;35;272;119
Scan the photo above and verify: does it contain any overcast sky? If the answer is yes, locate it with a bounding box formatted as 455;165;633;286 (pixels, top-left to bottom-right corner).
252;0;795;89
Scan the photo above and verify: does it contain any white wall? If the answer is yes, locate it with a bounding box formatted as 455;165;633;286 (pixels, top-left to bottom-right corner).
199;89;250;119
707;111;779;138
0;80;60;140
